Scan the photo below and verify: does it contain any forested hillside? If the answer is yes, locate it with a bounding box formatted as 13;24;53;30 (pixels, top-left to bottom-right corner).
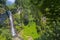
0;0;60;40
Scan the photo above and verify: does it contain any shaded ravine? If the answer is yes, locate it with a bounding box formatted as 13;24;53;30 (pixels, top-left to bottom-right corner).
0;13;7;25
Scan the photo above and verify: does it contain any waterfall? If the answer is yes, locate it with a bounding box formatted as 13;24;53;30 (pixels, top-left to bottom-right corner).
6;0;22;40
7;11;16;37
6;0;16;37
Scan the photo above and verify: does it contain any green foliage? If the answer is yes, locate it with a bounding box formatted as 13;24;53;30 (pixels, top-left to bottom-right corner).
0;27;12;40
0;0;60;40
21;22;39;40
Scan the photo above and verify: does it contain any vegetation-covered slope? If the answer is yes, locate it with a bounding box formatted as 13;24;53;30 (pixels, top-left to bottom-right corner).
0;0;60;40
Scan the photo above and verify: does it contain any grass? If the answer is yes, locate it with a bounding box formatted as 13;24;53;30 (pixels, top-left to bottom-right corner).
21;22;39;40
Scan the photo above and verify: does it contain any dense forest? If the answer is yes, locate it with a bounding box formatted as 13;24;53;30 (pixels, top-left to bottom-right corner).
0;0;60;40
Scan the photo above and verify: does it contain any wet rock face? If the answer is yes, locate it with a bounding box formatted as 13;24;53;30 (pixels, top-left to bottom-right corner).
0;13;8;25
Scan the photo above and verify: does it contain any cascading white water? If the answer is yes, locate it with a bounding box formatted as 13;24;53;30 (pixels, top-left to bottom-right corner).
6;0;16;37
8;11;16;37
6;0;22;40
